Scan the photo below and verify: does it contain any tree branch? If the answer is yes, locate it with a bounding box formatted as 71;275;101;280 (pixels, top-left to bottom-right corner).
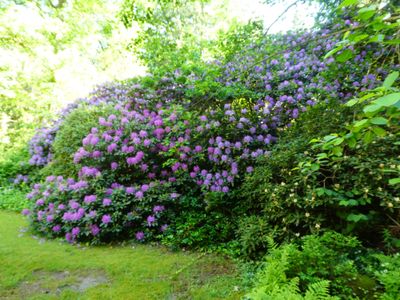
263;0;303;37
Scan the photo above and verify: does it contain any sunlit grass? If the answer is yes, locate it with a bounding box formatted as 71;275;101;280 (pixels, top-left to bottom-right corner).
0;210;243;299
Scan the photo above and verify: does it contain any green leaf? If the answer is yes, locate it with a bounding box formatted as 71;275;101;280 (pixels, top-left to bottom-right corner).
325;189;334;196
323;135;338;142
382;72;399;89
311;163;320;171
348;199;358;206
345;98;359;107
332;147;343;156
347;213;368;222
372;126;386;136
336;49;354;62
316;153;328;159
372;93;400;107
384;39;400;45
357;93;378;104
339;199;358;206
347;137;357;148
309;138;320;143
324;45;343;59
353;119;369;128
369;34;385;43
389;178;400;185
358;6;377;21
349;34;369;43
370;117;388;125
363;130;374;144
333;137;345;145
363;104;381;113
338;0;358;9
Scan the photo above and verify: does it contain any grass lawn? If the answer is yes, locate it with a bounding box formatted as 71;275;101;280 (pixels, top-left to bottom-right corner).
0;210;243;299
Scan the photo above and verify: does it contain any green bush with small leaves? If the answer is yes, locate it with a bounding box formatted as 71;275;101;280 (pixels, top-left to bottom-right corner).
0;187;29;212
40;104;116;179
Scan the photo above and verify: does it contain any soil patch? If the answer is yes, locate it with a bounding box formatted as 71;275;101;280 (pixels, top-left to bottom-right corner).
16;270;108;298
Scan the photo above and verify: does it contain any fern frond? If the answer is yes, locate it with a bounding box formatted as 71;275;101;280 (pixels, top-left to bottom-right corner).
304;280;333;300
266;235;278;252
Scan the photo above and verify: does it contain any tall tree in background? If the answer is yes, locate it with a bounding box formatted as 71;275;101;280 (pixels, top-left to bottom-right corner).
119;0;236;75
0;0;141;153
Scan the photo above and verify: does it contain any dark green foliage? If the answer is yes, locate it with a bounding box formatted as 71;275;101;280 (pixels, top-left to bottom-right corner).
246;232;400;299
162;211;233;249
238;101;354;240
239;95;399;250
372;253;400;299
284;232;365;297
236;216;274;260
162;194;236;250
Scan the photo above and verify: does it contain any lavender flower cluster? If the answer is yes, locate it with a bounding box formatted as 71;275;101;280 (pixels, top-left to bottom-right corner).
215;25;387;123
28;82;138;166
24;175;170;243
13;174;29;185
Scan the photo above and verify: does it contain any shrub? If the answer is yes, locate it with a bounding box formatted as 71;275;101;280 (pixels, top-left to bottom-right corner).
240;90;400;248
41;104;116;179
28;81;138;167
238;101;355;244
0;145;42;194
162;194;236;249
236;216;274;260
25;95;281;244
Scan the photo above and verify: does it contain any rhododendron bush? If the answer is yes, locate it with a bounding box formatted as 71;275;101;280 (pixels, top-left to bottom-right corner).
25;94;278;242
24;22;396;245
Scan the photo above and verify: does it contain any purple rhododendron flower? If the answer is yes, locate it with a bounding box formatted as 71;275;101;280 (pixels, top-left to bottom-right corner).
147;215;155;225
135;231;144;241
246;166;254;173
103;198;112;206
126;187;135;194
102;214;112;224
65;232;74;243
84;195;96;204
36;199;44;206
91;224;100;236
135;191;144;199
72;227;80;236
141;184;149;192
69;201;80;209
153;205;165;213
52;225;61;232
